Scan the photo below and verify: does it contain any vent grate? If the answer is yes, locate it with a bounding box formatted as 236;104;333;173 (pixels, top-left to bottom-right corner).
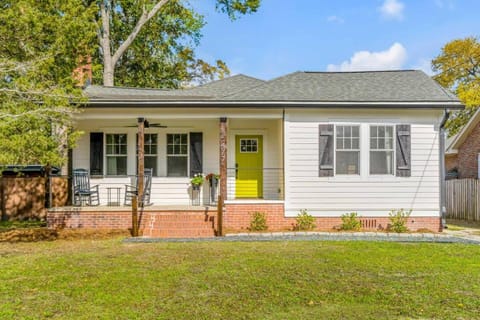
360;219;377;229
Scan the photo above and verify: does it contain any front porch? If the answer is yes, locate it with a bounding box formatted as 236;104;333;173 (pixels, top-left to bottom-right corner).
72;108;285;206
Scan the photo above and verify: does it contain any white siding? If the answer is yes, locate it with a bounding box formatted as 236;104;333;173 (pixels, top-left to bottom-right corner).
284;109;443;217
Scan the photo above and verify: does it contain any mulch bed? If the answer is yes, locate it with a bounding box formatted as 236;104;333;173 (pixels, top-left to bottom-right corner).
0;228;130;243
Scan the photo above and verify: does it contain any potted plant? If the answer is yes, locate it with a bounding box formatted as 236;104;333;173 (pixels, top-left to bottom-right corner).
206;173;220;187
190;173;204;191
206;173;220;203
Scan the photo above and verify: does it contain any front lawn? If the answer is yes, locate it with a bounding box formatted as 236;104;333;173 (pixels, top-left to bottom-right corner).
0;238;479;319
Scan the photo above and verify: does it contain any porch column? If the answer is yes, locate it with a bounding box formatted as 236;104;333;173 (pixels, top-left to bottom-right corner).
219;117;228;201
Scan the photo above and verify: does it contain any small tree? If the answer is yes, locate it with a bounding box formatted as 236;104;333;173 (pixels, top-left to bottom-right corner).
388;209;411;233
340;212;361;231
294;209;316;231
249;211;268;231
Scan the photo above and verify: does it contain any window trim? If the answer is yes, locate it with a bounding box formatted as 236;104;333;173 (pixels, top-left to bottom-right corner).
166;133;189;177
136;133;158;177
368;124;396;176
334;124;361;175
105;133;128;176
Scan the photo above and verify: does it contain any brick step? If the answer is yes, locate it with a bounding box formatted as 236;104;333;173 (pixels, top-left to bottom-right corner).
146;229;215;238
151;216;215;222
149;222;214;228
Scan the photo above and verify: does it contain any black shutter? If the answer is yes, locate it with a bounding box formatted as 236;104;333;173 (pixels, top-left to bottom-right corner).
90;132;103;176
396;124;411;177
319;124;334;177
189;132;203;177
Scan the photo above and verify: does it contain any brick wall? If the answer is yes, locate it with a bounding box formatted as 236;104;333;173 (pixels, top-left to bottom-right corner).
47;203;443;236
445;154;458;174
224;203;442;232
47;208;217;238
456;122;480;178
47;209;132;229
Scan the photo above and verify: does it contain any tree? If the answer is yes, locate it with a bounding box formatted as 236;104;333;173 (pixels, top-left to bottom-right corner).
0;0;260;165
0;1;97;166
432;37;480;136
95;0;260;87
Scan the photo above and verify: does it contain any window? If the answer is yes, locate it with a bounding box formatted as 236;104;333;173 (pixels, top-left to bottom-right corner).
335;125;360;175
136;134;158;176
370;125;394;175
167;133;188;177
106;134;127;175
240;139;258;153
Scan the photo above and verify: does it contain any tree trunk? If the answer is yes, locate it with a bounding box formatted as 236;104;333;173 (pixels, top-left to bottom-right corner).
103;59;114;87
98;1;169;87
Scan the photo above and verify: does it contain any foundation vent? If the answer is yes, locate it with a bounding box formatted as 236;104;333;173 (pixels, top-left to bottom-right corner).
360;219;377;230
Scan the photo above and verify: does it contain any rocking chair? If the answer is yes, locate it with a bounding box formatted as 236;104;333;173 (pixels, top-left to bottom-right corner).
73;168;100;206
124;168;153;206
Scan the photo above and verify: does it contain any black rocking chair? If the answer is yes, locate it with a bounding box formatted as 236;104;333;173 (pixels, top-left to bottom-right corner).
73;168;100;206
124;168;153;206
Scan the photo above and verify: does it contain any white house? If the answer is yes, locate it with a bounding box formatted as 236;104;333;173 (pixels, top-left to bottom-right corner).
52;70;462;235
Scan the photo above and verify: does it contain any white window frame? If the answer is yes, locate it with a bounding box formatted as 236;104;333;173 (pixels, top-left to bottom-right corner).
334;124;361;175
105;133;128;176
369;124;396;176
166;133;189;177
136;133;158;176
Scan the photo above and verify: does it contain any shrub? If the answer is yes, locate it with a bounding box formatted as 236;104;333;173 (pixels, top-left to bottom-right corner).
294;209;316;231
388;209;411;233
340;212;361;231
249;211;268;231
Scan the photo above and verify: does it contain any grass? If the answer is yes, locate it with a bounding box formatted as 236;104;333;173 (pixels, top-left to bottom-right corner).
1;239;480;319
0;220;46;231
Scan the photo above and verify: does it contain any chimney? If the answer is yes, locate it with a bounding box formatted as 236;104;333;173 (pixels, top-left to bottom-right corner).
72;56;92;87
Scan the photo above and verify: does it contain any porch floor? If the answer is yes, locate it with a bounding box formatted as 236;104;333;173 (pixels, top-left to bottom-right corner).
48;205;217;212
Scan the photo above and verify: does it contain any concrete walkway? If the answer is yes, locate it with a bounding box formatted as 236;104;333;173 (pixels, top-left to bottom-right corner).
125;231;480;244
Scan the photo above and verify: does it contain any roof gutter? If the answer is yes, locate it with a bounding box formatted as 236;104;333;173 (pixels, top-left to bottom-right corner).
84;100;464;109
439;109;450;230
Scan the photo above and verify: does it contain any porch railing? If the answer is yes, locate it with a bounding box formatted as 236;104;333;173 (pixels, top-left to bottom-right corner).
226;167;284;201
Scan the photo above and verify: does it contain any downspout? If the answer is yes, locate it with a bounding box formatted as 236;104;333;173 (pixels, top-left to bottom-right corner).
282;108;286;201
439;109;450;229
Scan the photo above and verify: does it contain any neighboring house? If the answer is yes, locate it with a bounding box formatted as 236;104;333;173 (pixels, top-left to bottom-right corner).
446;108;480;179
52;70;462;234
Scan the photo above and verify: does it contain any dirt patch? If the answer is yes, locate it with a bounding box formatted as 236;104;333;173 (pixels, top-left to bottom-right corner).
0;228;130;243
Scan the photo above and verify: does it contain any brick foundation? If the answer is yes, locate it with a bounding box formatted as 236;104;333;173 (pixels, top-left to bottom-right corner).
47;203;443;238
47;207;217;238
224;203;442;232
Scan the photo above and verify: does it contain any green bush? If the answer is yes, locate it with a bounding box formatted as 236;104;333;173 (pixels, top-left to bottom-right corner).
388;209;411;233
340;212;361;231
294;209;316;231
249;211;268;231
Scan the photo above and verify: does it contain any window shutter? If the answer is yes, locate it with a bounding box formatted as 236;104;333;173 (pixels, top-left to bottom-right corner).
189;132;203;177
90;132;104;176
319;124;334;177
396;124;411;177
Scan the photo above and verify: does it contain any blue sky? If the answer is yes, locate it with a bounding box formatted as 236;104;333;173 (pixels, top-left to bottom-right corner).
192;0;480;80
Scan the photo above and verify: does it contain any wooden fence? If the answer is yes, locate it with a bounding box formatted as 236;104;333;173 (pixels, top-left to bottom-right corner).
0;177;69;221
446;178;480;221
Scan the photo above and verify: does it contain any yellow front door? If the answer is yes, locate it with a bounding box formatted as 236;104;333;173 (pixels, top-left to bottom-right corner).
235;135;263;198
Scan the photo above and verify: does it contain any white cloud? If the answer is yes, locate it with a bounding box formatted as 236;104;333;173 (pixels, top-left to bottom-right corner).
379;0;405;20
326;43;407;72
326;15;345;24
412;58;434;76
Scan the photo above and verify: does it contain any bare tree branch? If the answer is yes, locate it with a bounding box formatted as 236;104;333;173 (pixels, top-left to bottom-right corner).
111;0;169;66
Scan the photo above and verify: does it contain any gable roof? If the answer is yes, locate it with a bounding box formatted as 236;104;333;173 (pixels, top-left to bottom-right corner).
446;108;480;154
84;70;462;108
227;70;458;102
84;74;264;100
